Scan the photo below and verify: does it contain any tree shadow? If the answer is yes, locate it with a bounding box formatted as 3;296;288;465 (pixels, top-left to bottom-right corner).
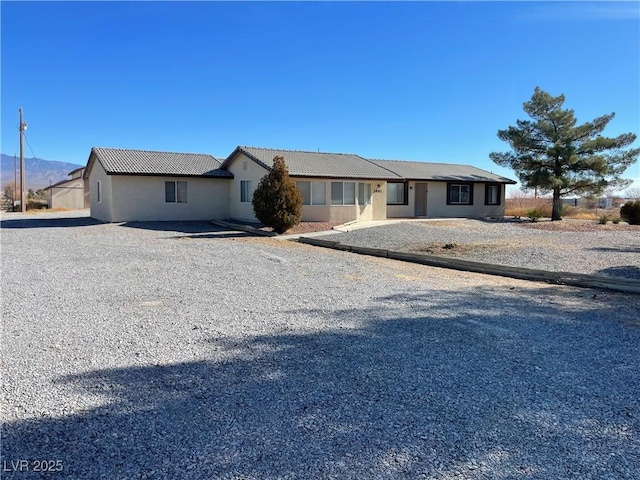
595;265;640;280
0;217;103;229
588;246;640;254
3;286;639;479
119;221;252;236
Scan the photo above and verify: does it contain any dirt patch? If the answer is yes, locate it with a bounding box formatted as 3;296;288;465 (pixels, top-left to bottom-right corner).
410;242;520;257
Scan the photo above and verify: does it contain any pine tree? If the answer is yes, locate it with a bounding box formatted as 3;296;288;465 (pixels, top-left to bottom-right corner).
252;156;303;234
490;87;639;220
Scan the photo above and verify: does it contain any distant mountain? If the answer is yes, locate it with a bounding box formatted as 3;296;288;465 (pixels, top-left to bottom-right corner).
0;154;83;190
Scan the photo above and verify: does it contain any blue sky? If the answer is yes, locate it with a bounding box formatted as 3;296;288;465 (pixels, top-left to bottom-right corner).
2;1;639;191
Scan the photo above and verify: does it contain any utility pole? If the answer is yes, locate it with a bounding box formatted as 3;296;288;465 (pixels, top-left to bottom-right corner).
19;107;27;213
14;154;17;209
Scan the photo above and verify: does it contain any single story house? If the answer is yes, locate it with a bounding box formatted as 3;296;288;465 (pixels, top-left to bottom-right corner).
84;146;515;223
42;167;89;210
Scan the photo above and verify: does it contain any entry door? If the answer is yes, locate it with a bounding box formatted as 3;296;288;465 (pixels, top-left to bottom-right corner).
415;183;428;217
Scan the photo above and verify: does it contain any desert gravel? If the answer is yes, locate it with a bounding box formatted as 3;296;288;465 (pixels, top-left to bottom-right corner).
320;219;640;280
1;211;639;479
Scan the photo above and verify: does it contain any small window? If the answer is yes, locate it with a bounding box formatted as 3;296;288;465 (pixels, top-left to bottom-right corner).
96;181;101;203
447;183;473;205
165;181;188;203
358;183;371;205
240;180;252;203
165;181;176;203
485;184;501;205
387;182;406;205
331;182;355;205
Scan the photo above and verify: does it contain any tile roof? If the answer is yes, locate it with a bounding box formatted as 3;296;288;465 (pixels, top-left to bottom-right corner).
368;159;517;184
90;147;233;178
227;147;403;180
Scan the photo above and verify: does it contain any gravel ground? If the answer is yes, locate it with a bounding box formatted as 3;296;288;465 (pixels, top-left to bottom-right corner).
2;211;639;479
319;219;640;280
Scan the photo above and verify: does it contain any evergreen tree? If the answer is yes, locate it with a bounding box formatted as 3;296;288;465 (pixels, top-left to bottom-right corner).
252;156;302;234
490;87;639;220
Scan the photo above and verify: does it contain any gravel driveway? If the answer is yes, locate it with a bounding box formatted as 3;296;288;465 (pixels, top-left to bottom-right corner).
2;211;639;479
319;219;640;280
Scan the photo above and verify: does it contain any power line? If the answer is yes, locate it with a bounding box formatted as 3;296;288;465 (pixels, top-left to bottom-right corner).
22;131;52;183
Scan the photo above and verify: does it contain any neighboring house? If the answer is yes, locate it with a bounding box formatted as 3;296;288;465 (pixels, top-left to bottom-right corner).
83;148;232;222
84;146;516;223
42;167;89;210
368;159;516;218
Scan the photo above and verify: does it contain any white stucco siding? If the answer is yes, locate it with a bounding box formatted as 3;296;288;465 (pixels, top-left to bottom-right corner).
226;153;270;222
108;176;229;222
88;161;114;222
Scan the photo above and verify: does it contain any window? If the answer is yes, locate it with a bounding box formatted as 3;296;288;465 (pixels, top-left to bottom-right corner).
96;181;101;203
387;182;406;205
165;181;187;203
297;181;326;206
447;183;473;205
358;183;371;205
331;182;355;205
485;184;501;205
240;180;252;203
311;182;326;206
298;181;311;205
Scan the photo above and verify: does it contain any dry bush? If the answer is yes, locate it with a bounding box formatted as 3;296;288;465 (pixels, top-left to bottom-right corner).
564;209;598;220
505;197;552;217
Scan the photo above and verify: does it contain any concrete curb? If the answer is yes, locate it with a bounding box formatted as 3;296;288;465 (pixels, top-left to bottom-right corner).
297;237;640;294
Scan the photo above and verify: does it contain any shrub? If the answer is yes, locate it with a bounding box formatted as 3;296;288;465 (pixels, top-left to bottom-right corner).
252;156;303;234
620;200;640;225
26;200;48;210
559;203;569;217
612;217;621;224
526;208;544;222
598;214;609;225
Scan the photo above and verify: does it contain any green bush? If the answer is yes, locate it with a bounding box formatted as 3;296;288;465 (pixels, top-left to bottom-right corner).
598;214;609;225
559;203;569;217
526;208;544;222
612;217;621;224
620;200;640;225
252;156;302;234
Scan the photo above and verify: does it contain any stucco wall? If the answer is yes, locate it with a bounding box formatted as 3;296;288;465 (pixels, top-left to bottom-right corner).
386;182;507;218
427;182;505;218
226;153;269;222
50;178;86;210
386;181;414;218
108;175;229;222
88;161;114;222
294;178;386;223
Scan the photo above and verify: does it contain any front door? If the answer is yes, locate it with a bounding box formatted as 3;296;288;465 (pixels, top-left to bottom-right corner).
415;183;428;216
